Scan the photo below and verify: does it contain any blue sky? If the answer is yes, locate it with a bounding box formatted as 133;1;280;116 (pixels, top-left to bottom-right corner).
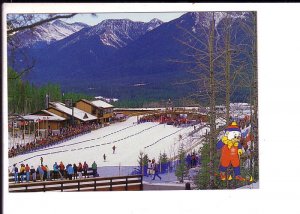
63;12;185;26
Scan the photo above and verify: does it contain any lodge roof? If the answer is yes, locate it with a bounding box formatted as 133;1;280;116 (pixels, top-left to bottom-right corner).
49;102;97;122
23;110;66;122
91;99;114;108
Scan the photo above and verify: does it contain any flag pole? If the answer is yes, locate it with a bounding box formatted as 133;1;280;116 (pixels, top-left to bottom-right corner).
23;120;25;145
12;119;15;148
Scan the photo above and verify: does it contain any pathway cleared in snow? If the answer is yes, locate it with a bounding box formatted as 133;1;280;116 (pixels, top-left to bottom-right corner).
9;117;200;169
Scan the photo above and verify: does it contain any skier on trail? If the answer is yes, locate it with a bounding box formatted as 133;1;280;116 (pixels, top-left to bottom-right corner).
112;145;116;154
103;154;106;162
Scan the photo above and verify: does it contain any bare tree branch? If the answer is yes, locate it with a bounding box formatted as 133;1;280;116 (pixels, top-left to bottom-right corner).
7;13;77;35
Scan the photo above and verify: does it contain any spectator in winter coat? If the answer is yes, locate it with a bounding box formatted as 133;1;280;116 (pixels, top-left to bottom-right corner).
45;165;51;180
25;164;30;182
30;166;36;182
77;162;83;179
147;160;152;177
59;161;65;179
73;164;78;179
41;165;47;181
67;164;74;180
186;154;192;169
19;164;26;182
151;160;161;181
83;161;88;178
37;165;44;181
92;161;97;177
53;162;59;180
12;164;18;183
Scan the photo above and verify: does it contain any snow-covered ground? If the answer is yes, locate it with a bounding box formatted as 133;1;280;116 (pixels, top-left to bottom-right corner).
238;182;259;189
8;116;203;169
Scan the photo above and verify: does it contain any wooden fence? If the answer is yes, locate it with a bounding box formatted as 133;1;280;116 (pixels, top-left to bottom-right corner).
9;175;143;192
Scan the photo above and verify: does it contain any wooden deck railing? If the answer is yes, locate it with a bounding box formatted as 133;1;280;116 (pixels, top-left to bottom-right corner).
9;175;143;192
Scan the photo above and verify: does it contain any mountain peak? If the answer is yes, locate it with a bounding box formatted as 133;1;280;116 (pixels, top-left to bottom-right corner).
52;19;66;25
11;19;89;48
85;18;163;49
149;18;163;24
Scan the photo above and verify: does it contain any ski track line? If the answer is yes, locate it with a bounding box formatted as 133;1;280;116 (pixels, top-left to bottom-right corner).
17;123;139;155
144;126;192;149
100;123;160;146
9;123;160;167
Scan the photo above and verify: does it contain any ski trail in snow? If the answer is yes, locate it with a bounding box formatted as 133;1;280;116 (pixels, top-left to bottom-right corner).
144;124;207;150
100;123;160;146
22;123;139;154
9;123;160;167
144;127;188;149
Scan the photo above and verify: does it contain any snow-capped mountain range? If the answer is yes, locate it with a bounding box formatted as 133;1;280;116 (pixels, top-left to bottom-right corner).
9;12;254;102
12;18;163;49
89;18;163;48
53;18;163;50
11;20;90;48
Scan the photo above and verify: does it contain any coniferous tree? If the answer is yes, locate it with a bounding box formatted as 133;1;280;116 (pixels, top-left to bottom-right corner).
196;143;211;189
159;152;169;164
137;152;149;175
175;144;188;183
159;151;169;173
7;67;94;114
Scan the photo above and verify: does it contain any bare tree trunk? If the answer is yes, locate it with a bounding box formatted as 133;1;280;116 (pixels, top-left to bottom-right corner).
249;85;253;174
225;15;231;125
251;12;259;180
209;13;216;188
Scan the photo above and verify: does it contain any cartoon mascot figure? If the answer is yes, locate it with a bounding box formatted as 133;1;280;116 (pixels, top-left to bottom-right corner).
217;121;245;181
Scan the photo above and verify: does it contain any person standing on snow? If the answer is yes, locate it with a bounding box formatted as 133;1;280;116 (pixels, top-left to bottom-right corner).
25;164;30;182
112;145;116;154
41;165;47;181
92;161;97;177
77;162;83;179
67;164;74;180
103;154;106;162
83;161;88;178
30;166;36;182
53;162;59;180
59;161;65;179
151;159;161;181
73;163;78;180
45;165;51;180
19;164;26;183
12;164;18;183
147;160;152;177
37;165;44;181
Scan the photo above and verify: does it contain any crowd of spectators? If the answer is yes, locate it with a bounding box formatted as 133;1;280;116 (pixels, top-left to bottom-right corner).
8;123;100;158
185;152;200;169
10;159;98;183
138;114;198;127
